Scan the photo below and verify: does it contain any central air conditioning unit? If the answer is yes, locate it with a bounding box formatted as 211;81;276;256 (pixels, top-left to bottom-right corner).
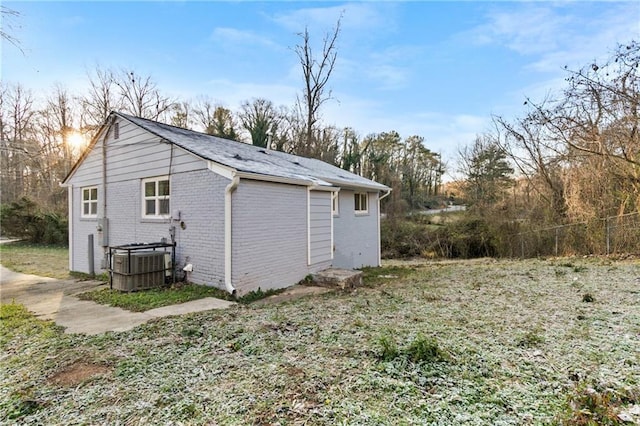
112;251;167;292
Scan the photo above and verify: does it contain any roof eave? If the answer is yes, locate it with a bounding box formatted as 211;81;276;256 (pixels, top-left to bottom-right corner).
61;113;114;185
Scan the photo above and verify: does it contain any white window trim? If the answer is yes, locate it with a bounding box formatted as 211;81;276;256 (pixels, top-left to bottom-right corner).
355;192;369;215
142;176;171;219
81;186;98;218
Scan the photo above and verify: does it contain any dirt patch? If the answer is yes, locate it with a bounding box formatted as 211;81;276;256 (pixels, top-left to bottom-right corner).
48;362;112;387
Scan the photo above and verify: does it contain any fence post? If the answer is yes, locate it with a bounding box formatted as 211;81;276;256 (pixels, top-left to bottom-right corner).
605;217;610;255
88;234;95;277
520;235;524;258
555;228;559;257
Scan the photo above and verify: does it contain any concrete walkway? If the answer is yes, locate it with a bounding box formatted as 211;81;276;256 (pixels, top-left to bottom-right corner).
0;265;235;335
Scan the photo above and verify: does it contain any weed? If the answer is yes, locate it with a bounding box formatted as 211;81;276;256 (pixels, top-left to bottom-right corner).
377;334;400;361
582;292;595;303
559;381;640;425
555;269;568;277
376;333;449;363
360;266;414;286
406;334;449;363
1;391;44;420
517;329;545;348
237;287;285;304
299;274;314;285
573;265;588;273
70;271;109;282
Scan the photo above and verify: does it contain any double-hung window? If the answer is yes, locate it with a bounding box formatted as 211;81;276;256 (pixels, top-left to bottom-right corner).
143;176;170;218
82;186;98;218
354;192;368;214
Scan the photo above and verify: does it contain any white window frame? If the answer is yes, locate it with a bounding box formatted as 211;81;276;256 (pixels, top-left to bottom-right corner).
81;186;98;218
142;176;170;219
332;191;339;216
354;192;368;215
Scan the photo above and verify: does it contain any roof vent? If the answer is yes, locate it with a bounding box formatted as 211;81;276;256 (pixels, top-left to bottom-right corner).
259;149;269;155
233;154;242;160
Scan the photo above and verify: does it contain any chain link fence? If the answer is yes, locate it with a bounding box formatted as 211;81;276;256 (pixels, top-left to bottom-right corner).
501;212;640;258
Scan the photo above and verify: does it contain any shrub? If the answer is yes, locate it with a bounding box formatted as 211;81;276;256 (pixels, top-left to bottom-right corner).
0;197;68;245
380;215;500;259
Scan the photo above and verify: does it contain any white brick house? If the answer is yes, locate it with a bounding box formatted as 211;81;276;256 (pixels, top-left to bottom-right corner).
62;112;390;295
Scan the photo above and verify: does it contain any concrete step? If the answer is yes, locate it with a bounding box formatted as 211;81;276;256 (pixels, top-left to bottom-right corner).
312;268;363;290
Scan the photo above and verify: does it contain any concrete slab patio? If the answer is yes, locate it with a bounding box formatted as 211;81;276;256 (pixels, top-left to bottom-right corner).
0;265;235;335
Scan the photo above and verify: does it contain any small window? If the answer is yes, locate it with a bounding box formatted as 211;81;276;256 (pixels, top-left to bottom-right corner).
113;122;120;139
82;186;98;218
332;192;339;216
142;176;170;218
354;192;368;214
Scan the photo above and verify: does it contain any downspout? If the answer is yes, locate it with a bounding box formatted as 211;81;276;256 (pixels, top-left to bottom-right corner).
377;189;392;266
224;174;240;295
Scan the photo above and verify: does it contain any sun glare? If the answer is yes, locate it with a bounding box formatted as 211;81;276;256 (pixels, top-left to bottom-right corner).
67;131;87;150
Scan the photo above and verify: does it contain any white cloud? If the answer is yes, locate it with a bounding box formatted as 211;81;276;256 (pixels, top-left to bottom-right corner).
196;78;298;110
365;64;410;90
469;6;572;55
210;27;279;50
272;3;389;33
467;2;639;72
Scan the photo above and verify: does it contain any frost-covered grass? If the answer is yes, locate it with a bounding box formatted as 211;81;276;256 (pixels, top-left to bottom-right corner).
1;258;639;425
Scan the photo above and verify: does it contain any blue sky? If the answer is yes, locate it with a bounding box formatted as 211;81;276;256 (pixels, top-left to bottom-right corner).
2;1;639;172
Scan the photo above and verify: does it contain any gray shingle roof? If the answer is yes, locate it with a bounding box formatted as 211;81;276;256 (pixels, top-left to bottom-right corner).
117;112;389;191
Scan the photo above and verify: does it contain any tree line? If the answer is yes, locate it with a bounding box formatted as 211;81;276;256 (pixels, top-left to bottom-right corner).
456;40;639;256
0;19;445;244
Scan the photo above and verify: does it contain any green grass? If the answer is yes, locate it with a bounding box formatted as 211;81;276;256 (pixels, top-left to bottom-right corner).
77;283;286;311
360;265;416;286
77;283;233;312
0;241;69;279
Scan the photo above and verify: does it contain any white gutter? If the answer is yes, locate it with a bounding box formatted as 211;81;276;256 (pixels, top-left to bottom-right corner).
224;174;240;295
377;189;392;266
235;171;318;187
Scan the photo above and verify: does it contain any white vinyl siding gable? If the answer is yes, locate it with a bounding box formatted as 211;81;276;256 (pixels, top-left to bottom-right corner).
81;186;98;218
308;190;332;265
142;176;170;219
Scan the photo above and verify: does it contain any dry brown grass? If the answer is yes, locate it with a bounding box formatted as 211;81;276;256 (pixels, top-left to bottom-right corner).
0;242;69;279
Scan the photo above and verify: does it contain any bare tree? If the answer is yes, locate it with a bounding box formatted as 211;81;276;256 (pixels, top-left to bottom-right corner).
169;101;193;129
36;85;79;208
294;16;342;152
1;6;23;53
113;69;174;120
80;66;121;132
192;96;217;134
